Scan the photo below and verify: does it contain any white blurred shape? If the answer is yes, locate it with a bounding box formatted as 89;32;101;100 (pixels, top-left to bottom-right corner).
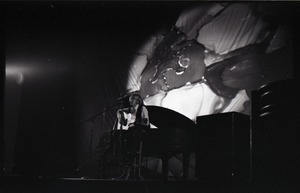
144;83;225;121
197;4;268;54
127;35;163;93
144;82;249;122
6;65;29;85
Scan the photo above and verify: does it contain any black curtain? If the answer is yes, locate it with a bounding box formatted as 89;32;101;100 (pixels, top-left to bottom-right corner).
3;1;188;177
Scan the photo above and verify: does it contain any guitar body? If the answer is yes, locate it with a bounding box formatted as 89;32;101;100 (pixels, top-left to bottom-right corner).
117;111;136;130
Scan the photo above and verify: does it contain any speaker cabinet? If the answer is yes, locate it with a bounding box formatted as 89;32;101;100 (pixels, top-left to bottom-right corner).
196;112;250;180
251;79;300;182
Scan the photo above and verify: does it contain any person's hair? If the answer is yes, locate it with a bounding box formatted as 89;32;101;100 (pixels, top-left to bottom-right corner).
129;94;143;105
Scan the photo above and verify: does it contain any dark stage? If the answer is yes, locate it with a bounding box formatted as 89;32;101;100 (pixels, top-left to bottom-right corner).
1;1;300;193
1;175;300;193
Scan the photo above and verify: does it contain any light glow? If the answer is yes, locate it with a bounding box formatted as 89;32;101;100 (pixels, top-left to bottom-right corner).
5;65;32;85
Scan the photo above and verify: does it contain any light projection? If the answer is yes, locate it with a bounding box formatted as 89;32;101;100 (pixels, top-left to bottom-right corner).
126;3;293;122
6;66;25;85
5;64;37;85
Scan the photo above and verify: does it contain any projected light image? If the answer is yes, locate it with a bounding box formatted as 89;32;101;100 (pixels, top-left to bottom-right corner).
126;3;293;122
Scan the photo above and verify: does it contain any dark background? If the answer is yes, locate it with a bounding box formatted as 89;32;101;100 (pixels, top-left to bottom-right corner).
2;1;199;177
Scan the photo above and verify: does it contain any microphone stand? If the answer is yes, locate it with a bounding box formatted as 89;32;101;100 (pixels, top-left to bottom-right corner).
74;107;108;178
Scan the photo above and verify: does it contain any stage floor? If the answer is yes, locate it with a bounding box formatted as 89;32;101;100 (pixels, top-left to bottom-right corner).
1;175;299;193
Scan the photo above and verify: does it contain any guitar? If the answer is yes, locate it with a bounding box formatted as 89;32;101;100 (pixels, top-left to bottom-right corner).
116;108;136;130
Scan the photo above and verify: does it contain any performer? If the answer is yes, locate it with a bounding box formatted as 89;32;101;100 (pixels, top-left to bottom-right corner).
117;93;149;130
114;93;150;179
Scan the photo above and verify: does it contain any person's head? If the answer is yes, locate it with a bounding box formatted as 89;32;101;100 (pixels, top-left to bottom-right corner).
129;94;143;107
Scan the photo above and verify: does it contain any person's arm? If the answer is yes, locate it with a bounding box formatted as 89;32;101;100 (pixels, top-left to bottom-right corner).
117;109;127;126
139;106;149;126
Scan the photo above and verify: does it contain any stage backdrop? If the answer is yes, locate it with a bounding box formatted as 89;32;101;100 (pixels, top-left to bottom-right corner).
3;1;297;177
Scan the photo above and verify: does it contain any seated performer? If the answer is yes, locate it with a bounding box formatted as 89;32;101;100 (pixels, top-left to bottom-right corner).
115;93;150;179
117;93;149;130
